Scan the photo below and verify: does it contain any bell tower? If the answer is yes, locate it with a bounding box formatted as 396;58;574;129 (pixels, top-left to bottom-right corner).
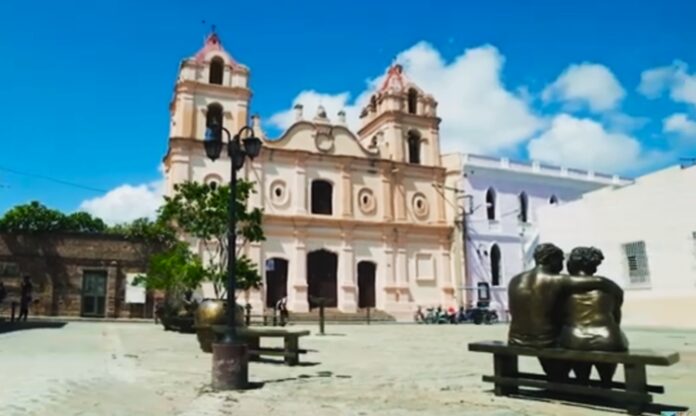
357;64;441;167
164;30;255;195
168;30;252;141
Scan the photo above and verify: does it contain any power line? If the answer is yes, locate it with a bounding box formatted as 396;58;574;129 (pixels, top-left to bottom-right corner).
0;165;107;193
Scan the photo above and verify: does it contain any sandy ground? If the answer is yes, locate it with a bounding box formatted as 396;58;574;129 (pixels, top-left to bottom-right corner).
0;322;694;416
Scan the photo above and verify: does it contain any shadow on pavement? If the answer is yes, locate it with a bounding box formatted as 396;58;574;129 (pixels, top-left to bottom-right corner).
0;320;68;334
262;370;352;385
502;388;690;415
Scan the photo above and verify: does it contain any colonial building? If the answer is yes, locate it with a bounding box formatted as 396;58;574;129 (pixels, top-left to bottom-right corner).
163;33;456;317
537;163;696;329
0;232;156;319
442;153;633;319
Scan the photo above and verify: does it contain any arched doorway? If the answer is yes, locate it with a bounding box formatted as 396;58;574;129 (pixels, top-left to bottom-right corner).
357;261;376;308
265;257;288;308
307;249;338;308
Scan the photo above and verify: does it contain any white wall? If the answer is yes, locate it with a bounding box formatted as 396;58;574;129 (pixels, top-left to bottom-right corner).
537;164;696;328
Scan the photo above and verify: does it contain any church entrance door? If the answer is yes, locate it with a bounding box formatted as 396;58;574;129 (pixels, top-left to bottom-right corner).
265;258;288;308
307;249;338;308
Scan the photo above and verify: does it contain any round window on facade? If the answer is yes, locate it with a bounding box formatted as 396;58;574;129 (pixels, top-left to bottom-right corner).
412;193;429;219
269;179;290;207
204;174;223;189
357;188;376;215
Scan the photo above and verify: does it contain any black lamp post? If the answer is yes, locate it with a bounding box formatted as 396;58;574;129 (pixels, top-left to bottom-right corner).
204;119;262;390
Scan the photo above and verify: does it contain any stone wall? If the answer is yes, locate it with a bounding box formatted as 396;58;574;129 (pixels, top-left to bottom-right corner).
0;233;158;319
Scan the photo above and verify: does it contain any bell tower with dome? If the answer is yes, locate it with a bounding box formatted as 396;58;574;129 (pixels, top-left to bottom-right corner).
357;64;442;167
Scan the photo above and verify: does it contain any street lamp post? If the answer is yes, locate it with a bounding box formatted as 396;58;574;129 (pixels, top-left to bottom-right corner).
204;120;262;390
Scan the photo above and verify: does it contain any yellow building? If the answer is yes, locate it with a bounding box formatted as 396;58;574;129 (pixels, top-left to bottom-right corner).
163;32;457;318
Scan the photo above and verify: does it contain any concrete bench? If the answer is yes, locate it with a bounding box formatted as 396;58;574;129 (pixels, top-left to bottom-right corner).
468;340;681;415
213;326;310;366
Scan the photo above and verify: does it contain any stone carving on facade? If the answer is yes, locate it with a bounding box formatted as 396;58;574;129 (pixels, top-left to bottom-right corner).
357;188;377;215
268;179;290;208
412;192;429;219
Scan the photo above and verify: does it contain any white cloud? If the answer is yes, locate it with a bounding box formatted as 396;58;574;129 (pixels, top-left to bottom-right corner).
638;61;696;106
79;178;164;225
527;114;644;173
663;113;696;137
542;63;625;112
269;42;542;155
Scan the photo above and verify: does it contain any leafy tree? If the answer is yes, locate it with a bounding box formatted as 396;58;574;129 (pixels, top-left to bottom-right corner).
132;241;206;293
158;181;265;298
0;201;107;233
63;211;108;233
109;217;177;247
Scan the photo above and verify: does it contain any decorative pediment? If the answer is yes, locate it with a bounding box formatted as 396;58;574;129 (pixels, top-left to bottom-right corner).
263;121;378;159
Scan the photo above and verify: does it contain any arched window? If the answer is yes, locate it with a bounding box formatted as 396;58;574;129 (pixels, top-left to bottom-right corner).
485;187;497;221
311;180;333;215
206;103;224;129
209;57;224;85
519;191;529;223
407;88;418;114
407;130;421;164
490;244;502;286
549;195;559;205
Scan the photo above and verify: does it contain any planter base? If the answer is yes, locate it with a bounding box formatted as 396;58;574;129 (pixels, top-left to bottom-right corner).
212;342;249;390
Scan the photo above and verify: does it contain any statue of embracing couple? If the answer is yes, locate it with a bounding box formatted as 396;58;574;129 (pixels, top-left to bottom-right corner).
508;243;629;386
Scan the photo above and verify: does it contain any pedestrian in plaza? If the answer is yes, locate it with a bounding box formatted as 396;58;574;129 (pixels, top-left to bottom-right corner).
18;275;33;322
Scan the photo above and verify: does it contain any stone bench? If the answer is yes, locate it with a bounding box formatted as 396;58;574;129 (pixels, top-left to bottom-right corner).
213;326;310;366
468;340;681;415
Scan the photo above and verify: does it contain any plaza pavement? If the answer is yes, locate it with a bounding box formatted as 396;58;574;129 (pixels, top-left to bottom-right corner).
0;322;694;415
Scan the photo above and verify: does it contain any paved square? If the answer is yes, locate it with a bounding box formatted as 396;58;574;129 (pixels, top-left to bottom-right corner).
0;323;694;415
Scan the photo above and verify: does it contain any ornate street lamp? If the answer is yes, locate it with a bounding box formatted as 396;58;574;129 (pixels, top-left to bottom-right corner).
203;119;262;390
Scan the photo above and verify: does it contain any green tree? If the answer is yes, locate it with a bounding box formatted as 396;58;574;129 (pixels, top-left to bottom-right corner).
159;181;265;298
109;217;177;247
132;241;206;293
0;201;107;233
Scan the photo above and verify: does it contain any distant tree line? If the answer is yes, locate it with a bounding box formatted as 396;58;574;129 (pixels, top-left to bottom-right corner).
0;179;265;299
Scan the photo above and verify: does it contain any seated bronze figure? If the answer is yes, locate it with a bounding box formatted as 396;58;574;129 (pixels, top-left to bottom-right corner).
507;243;624;381
559;247;628;386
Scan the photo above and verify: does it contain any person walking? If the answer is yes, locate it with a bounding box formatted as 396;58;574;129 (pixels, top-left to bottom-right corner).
18;275;33;322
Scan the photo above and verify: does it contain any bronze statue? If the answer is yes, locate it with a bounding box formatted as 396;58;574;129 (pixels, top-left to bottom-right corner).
559;247;628;386
507;243;623;381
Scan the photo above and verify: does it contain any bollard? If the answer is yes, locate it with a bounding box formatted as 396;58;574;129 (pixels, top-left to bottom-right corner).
272;308;278;326
244;304;252;327
366;307;371;325
319;303;325;335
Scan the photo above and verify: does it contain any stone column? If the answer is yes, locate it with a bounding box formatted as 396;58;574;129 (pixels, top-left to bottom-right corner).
248;160;264;209
381;233;398;310
168;152;190;196
394;172;407;221
290;230;309;312
338;230;357;312
246;241;265;311
381;168;394;221
439;240;455;307
295;155;308;215
341;163;353;218
435;172;446;224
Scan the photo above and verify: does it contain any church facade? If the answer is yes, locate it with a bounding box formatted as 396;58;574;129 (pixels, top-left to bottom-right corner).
163;33;458;317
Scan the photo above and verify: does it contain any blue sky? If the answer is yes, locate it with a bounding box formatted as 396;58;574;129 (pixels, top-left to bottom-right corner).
1;0;695;222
